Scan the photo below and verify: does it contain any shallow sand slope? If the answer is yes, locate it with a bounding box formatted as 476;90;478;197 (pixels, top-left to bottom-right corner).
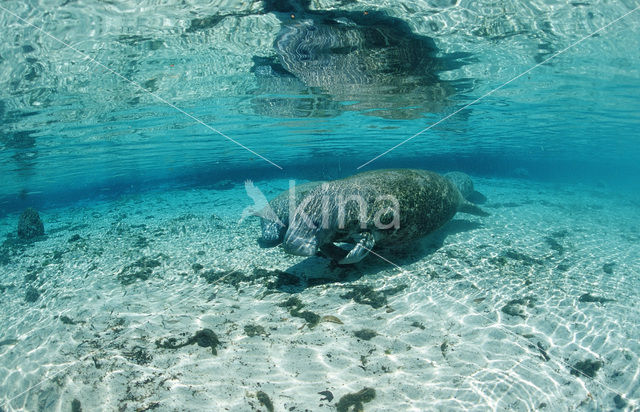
0;177;638;411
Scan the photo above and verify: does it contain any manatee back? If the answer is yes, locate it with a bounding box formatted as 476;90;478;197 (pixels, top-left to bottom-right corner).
299;169;460;245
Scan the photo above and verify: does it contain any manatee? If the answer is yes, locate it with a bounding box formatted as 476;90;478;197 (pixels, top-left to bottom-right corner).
444;171;487;204
251;2;466;119
281;169;488;264
258;181;323;247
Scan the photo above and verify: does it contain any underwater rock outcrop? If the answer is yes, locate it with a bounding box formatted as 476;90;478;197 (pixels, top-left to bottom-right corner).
17;207;44;239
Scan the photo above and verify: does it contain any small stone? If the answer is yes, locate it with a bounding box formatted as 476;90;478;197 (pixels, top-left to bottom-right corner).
410;321;425;330
353;329;377;341
68;234;81;243
17;208;44;239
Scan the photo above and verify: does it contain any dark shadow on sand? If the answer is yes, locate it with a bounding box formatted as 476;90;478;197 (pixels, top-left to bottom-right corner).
277;218;483;292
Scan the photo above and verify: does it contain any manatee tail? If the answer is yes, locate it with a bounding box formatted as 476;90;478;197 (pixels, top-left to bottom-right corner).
468;190;487;204
458;200;490;217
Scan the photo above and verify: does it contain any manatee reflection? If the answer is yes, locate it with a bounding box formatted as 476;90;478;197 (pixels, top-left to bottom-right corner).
251;1;470;119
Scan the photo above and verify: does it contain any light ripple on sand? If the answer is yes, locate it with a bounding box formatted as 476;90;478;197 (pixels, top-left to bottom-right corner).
0;177;638;410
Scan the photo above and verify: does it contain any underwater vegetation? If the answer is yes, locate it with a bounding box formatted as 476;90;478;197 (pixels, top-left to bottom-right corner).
571;359;603;379
256;391;274;412
278;296;321;328
117;256;163;285
336;387;376;412
155;329;221;355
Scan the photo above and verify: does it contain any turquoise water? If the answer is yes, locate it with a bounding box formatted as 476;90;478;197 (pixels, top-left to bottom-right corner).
1;1;639;411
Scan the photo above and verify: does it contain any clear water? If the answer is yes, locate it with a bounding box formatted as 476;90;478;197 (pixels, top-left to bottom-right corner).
1;1;639;411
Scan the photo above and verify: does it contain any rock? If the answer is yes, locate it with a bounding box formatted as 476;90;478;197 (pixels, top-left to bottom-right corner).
17;208;44;239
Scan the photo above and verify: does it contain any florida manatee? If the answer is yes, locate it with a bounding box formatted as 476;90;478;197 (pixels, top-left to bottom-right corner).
251;2;466;119
282;169;488;264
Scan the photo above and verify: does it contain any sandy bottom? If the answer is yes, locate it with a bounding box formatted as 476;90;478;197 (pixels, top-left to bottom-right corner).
0;176;638;411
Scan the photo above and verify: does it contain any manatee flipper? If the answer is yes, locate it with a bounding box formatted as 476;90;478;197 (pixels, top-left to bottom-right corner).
338;232;375;265
319;242;350;262
458;200;490;217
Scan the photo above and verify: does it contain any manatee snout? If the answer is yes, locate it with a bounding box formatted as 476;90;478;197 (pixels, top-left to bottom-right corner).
258;218;286;248
282;227;319;257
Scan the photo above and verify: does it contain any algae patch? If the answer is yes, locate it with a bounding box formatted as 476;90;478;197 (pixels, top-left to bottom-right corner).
200;268;249;287
156;328;221;355
256;391;274;412
501;296;536;319
278;297;321;328
117;256;163;285
122;346;153;365
244;324;269;337
25;285;40;302
578;293;614;304
340;284;406;309
336;387;376;412
571;359;603;378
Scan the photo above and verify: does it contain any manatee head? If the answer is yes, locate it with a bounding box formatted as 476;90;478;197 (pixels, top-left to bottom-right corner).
282;209;333;257
258;218;286;248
